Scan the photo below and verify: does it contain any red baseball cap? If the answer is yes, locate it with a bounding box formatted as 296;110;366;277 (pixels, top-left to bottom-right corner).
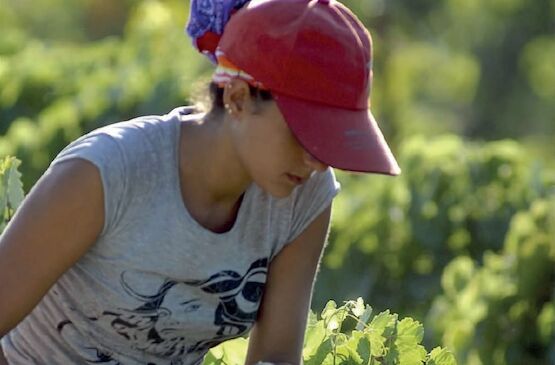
218;0;400;175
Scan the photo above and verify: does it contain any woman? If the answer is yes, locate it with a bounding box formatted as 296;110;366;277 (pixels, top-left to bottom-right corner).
0;0;400;364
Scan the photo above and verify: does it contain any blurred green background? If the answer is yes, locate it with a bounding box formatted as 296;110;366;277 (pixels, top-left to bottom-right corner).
0;0;554;364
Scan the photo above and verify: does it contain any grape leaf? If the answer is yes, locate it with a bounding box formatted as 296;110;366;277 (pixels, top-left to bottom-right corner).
426;347;457;365
305;338;333;365
322;300;338;321
303;311;328;359
356;305;373;331
353;331;372;365
5;158;24;212
395;318;427;364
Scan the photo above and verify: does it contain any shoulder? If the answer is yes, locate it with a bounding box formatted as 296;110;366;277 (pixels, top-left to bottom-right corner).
53;108;194;167
99;106;205;153
91;113;176;146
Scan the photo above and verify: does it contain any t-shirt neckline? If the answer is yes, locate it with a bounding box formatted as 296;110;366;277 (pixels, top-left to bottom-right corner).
171;108;252;238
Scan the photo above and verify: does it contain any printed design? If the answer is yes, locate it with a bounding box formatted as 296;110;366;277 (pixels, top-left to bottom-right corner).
186;0;250;62
57;320;124;364
186;257;268;352
186;0;250;39
57;258;268;363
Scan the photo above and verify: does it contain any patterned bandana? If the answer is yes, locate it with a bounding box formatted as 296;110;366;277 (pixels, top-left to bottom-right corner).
186;0;249;63
186;0;265;88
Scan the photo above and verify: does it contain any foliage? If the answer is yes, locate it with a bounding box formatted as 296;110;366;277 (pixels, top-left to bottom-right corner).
0;0;210;190
313;135;555;365
203;298;457;365
0;156;24;233
427;198;555;365
316;135;554;317
346;0;555;142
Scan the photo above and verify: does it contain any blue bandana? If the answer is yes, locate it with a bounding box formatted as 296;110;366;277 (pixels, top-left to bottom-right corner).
186;0;250;63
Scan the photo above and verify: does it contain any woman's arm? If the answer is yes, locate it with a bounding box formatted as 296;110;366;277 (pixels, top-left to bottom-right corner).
244;205;332;365
0;159;104;337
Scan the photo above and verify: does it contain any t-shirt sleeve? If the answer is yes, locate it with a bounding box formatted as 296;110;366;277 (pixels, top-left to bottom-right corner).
48;132;129;237
284;168;341;244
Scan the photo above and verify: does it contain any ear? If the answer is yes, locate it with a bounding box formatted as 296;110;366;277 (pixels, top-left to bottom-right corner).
222;78;253;118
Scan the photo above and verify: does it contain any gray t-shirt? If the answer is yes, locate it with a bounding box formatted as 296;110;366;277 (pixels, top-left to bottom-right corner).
1;107;340;365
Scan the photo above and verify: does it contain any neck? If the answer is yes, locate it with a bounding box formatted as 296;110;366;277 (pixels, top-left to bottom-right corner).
178;111;251;207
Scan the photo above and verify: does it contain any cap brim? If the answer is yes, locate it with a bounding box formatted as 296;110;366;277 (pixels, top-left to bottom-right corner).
274;92;401;175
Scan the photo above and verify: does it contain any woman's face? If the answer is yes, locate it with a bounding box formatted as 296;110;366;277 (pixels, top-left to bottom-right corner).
225;80;328;198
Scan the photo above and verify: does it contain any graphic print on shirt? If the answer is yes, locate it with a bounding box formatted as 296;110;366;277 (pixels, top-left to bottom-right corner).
57;320;124;365
56;258;268;363
183;257;268;353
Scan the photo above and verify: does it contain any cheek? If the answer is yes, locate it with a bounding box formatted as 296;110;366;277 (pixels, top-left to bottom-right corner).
235;107;304;186
245;139;285;175
240;135;301;197
242;124;293;170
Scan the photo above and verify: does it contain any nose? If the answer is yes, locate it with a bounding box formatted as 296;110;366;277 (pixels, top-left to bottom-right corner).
302;150;329;172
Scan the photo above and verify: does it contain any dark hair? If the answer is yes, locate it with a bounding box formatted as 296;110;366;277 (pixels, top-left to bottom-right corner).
208;82;274;113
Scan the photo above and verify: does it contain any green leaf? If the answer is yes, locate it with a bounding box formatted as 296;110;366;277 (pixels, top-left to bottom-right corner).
0;157;10;215
328;317;340;331
304;311;328;359
221;338;248;365
322;300;349;332
395;318;427;365
356;305;373;331
322;300;338;321
0;157;24;229
336;337;364;365
366;331;386;358
365;310;396;358
426;347;457;365
368;310;394;334
305;338;333;365
5;157;24;212
397;318;424;344
205;337;248;365
202;351;224;365
353;331;372;365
